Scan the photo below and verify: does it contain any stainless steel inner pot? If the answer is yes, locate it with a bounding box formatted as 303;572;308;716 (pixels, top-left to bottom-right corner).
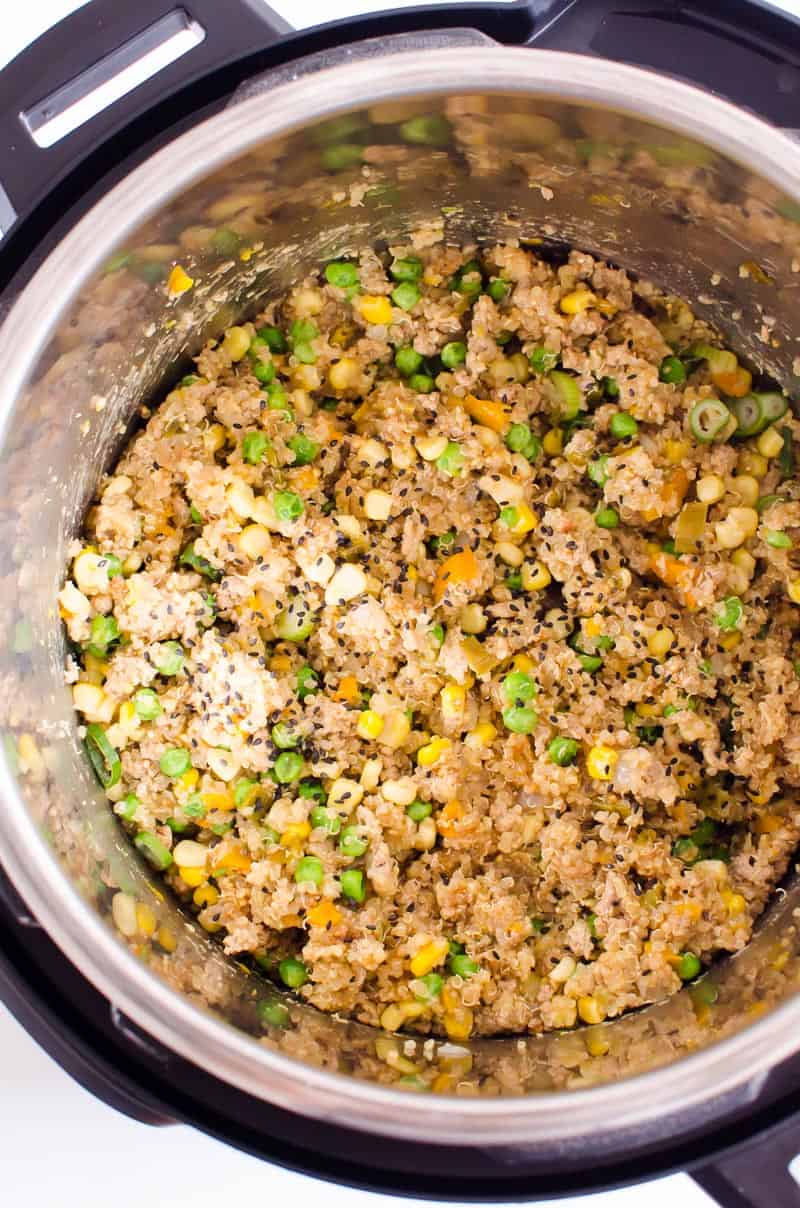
2;44;800;1151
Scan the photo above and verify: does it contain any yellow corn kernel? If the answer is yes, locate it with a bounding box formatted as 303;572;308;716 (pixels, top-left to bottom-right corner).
135;903;157;936
83;653;108;685
328;357;360;391
512;654;535;674
72;682;112;723
507;502;537;536
715;505;759;549
378;709;412;749
585;1027;610;1057
177;866;205;888
360;756;382;790
415;817;437;851
718;631;742;652
167;265;194;296
238;524;271;559
696;474;725;505
577;995;606;1025
465;721;497;749
293;286;323;317
789;578;800;605
443;1006;474;1041
357;709;385;740
73;549;111;595
200;790;235;813
193;883;220;908
223;325;251;361
307;900;342;929
664;439;690;464
177;768;199;794
328;778;364;813
416;433;449;462
440;683;466;724
417;736;452;767
560;288;595;314
756;426;784;459
587;745;618;781
357;294;393;325
157;925;177;953
721;890;746;917
736;448;768;479
364;489;393;522
636;702;661;719
380;1000;427;1032
730;475;761;507
521;560;552;591
647;626;676;659
281;821;312;847
496;540;524;567
410;937;450;977
543;427;563;456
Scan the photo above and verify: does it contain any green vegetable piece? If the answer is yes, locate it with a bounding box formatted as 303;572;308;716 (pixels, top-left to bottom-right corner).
133;688;161;721
436;442;464;476
233;777;259;808
502;705;538;734
288;433;319;465
713;596;743;631
428;530;456;555
390;257;423;282
602;376;620;399
766;530;792;549
134;831;173;871
296;664;320;699
339;826;368;858
399;114;452;146
275;599;315;642
406;799;433;822
529;347;559;375
430;622;445;646
659;355;686;384
272;721;298;749
677;951;702;981
180;542;221;581
441;341;467;369
502;672;537;704
278;957;308;988
595;507;620;529
155;641;184;676
325;261;359;288
211;228;240;256
274;751;304;783
586;913;599;940
180;374;201;388
242;431;270;464
578;653;603;673
506;571;523;591
266;381;290;413
273;490;304;523
257;1000;290;1028
530;917;548;934
408;372;435;393
689;979;719;1006
298;778;326;804
548;736;579;766
506;423;541;461
321;143;364;171
86;614;120;658
294;856;324;886
449;953;479;978
500;506;519;527
690;398;731;443
549;370;582;419
160;748;191;778
253;358;275;385
487;278;509;302
391;282;421;311
587;456;610;488
415;972;443;1000
189;504;203;525
609;411;638;439
310;805;340;834
85;723;121;789
103;553;124;579
116;793;140;822
257;325;288;353
672;837;700;865
395;346;424;376
340;868;366;902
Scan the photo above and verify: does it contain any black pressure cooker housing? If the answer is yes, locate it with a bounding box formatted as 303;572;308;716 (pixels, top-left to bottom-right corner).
3;2;800;1204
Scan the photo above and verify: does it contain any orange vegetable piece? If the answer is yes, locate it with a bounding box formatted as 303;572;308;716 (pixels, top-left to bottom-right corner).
211;844;251;874
649;549;700;609
433;548;480;602
201;790;235;812
462;395;512;433
712;367;752;398
307;900;342;929
333;675;360;704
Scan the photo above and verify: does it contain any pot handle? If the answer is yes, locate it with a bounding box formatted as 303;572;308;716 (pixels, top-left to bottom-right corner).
0;0;291;242
691;1116;800;1208
526;0;800;127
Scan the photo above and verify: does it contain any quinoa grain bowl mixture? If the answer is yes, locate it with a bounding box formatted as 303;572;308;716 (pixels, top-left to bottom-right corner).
61;239;800;1040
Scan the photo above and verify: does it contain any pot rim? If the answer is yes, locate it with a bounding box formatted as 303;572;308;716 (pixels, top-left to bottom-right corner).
1;45;799;1147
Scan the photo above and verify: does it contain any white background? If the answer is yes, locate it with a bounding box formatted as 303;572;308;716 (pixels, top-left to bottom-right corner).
2;2;800;1206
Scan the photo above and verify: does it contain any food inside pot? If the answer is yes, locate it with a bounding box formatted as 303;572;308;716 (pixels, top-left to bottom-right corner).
60;238;800;1039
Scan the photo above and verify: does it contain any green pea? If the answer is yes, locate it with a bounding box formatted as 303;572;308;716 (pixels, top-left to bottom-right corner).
294;856;324;886
766;530;792;549
713;595;743;631
116;793;140;822
530;917;548;934
325;261;359;288
271;721;298;750
390;257;423;282
408;373;435;394
391;282;421;311
232;777;258;808
160;748;191;778
296;664;320;699
436;442;464;476
154;641;184;677
293;342;316;365
273;490;304;523
430;623;445;646
288;434;319;465
298;778;326;804
602;376;620;399
441;341;467;369
449;953;479;978
505;423;540;462
278;957;308;988
86;614;120;658
578;653;603;673
502;705;538;734
274;751;304;783
257;325;288;354
548;736;578;766
103;553;124;579
253;358;275;385
321;143;364;171
289;318;318;345
659;355;686;384
399;114;451;146
180;542;221;580
395;346;424;376
595;507;620;529
609;412;638;439
427;530;456;556
678;951;702;981
672;837;700;864
415;972;443;1000
406;799;432;822
500;506;519;527
266;381;290;413
506;571;523;591
310;805;340;834
689;979;719;1006
257;1000;290;1028
587;456;610;487
189;504;203;525
529;347;559;375
448;940;465;956
242;431;270;464
340;868;365;902
487;278;509;302
501;672;537;704
339;826;368;858
134;831;173;871
133;688;161;721
183;795;206;819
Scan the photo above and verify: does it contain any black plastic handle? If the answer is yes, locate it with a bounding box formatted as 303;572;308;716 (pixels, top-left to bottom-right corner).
693;1117;800;1208
528;0;800;125
0;0;290;238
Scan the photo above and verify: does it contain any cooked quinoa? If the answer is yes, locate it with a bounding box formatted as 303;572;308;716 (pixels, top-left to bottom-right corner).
61;240;800;1039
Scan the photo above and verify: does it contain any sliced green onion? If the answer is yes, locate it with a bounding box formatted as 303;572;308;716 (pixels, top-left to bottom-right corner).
690;398;731;443
549;370;582;419
134;831;173;871
85;723;121;788
340;868;365;902
180;542;221;580
133;688;161;721
659;355;686;384
529;347;559;375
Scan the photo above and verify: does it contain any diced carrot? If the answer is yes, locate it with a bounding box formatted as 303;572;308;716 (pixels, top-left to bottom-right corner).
649;549;700;609
712;367;752;398
292;466;319;491
211;844;251;874
462;394;512;433
333;675;360;704
201;790;235;812
433;548;480;602
307;900;342;928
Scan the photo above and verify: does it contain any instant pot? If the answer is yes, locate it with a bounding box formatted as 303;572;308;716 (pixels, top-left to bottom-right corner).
3;1;800;1203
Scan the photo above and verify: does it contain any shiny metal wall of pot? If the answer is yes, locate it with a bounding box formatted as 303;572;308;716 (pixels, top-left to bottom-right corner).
1;45;800;1149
